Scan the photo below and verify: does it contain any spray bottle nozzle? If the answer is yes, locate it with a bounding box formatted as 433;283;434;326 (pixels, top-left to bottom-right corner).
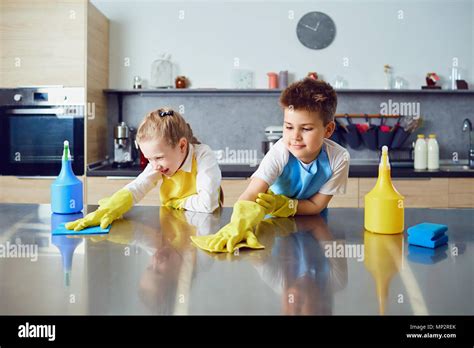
380;145;390;169
62;140;71;161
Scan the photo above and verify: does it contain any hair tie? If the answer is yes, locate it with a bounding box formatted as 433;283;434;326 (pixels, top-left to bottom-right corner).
159;110;174;117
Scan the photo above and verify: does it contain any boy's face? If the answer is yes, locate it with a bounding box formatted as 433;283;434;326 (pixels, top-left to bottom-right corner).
139;137;188;176
283;108;335;164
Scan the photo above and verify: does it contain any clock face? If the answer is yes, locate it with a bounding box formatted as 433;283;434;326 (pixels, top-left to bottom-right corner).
296;12;336;50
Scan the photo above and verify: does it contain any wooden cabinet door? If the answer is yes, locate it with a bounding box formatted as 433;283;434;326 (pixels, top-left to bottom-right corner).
359;178;449;208
0;0;86;87
448;178;474;208
0;176;83;204
86;177;160;206
328;178;359;208
221;179;250;207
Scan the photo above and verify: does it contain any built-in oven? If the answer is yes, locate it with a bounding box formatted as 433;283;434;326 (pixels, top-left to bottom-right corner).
0;87;84;176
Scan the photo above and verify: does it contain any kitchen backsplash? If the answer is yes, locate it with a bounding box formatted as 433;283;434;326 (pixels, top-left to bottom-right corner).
105;91;474;164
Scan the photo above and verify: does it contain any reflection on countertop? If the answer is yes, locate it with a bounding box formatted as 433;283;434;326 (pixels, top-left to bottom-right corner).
0;204;472;315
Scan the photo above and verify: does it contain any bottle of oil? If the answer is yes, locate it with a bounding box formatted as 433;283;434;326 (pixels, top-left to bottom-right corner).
51;141;83;214
364;146;404;234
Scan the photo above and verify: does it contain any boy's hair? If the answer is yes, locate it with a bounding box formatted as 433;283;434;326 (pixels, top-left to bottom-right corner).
136;108;200;146
279;78;337;125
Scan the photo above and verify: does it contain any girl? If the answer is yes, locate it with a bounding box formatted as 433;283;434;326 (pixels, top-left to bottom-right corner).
66;108;222;231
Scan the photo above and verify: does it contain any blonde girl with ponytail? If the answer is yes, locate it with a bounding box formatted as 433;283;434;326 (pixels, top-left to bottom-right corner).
66;108;222;232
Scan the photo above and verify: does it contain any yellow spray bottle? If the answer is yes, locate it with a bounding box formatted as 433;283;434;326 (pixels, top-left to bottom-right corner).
364;146;404;234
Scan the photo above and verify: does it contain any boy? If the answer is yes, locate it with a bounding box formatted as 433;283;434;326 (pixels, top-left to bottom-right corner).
192;78;350;253
245;77;350;215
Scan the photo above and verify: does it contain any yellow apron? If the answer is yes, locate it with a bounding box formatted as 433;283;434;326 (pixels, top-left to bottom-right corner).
160;154;223;207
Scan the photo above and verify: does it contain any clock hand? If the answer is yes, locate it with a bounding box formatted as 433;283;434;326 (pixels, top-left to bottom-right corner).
314;21;320;32
302;23;316;31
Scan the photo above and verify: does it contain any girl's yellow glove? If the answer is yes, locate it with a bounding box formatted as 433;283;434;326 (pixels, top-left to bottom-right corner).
65;189;133;231
256;191;298;217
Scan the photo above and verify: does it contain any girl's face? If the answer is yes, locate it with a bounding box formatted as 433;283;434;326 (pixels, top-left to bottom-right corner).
283;108;335;164
139;137;188;176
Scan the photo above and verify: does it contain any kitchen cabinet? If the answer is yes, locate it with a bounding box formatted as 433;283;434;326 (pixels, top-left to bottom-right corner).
0;0;109;164
0;0;86;87
0;176;83;204
86;177;160;206
221;179;250;207
448;178;474;208
4;175;473;208
328;178;359;208
86;178;250;207
359;178;450;208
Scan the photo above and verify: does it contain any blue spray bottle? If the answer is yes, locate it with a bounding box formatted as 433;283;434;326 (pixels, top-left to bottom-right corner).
51;140;83;214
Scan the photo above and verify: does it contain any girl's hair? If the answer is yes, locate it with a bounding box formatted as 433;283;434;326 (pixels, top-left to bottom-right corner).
136;108;200;146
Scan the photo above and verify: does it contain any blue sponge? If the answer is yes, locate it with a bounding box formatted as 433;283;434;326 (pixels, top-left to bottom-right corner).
407;223;448;249
408;244;448;264
52;222;111;236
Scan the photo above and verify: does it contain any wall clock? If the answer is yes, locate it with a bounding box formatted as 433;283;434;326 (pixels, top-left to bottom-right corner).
296;11;336;50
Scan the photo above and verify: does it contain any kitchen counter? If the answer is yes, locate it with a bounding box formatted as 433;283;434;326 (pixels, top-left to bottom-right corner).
0;203;472;315
87;162;474;178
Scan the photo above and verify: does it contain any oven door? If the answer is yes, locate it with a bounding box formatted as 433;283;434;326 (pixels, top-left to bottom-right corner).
0;107;84;176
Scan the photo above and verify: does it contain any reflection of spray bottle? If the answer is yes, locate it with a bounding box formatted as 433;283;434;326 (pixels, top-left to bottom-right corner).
365;146;404;234
51;141;83;214
51;213;83;287
364;231;403;314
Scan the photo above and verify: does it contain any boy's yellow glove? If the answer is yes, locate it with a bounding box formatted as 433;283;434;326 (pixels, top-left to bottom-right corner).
256;191;298;217
190;200;266;253
65;189;133;231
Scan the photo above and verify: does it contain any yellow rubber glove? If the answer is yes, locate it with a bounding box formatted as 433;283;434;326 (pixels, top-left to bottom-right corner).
190;200;266;253
256;191;298;217
163;197;186;210
65;189;133;231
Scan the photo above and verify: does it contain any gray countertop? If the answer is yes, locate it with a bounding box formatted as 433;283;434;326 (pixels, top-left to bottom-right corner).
0;204;472;315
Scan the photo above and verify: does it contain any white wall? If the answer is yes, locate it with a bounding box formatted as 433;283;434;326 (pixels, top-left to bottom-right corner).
92;0;474;89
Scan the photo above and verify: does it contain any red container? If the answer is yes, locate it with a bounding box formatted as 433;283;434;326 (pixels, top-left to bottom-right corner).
139;150;148;169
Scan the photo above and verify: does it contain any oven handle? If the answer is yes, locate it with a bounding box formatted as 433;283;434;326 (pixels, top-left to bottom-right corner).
5;108;83;118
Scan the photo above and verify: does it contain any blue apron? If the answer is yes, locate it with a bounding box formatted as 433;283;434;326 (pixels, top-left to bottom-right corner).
270;145;333;200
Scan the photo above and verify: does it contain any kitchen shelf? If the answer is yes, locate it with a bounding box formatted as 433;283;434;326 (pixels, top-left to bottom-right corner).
104;88;474;95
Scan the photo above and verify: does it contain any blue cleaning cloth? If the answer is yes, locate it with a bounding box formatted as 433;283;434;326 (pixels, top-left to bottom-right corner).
52;222;111;236
407;223;448;248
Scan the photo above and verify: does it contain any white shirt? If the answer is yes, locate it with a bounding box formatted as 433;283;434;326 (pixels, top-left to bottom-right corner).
251;138;350;196
125;143;222;213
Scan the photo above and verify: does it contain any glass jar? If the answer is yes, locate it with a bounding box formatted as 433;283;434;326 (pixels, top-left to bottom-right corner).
150;54;172;88
133;76;142;89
